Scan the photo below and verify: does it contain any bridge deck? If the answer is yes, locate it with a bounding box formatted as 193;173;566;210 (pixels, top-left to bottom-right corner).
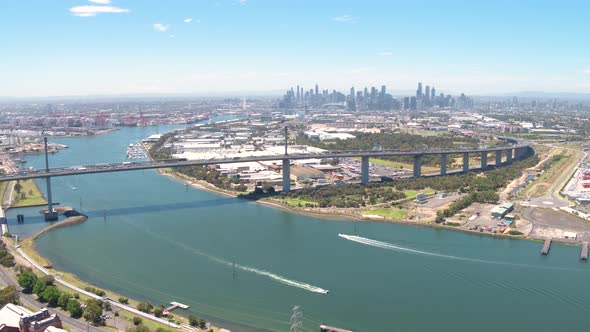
0;138;530;182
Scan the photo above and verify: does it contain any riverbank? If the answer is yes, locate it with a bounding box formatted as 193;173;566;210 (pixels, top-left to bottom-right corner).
158;167;544;245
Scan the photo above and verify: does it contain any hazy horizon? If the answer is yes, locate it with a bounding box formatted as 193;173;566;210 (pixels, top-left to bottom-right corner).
2;0;589;97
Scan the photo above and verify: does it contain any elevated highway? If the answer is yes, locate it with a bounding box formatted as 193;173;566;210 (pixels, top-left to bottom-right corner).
0;136;533;220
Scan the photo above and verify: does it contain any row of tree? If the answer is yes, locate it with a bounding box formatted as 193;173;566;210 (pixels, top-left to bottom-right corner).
17;270;88;322
296;131;484;166
282;184;407;208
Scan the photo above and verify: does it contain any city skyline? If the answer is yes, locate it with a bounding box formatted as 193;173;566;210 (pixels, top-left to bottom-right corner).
2;0;590;97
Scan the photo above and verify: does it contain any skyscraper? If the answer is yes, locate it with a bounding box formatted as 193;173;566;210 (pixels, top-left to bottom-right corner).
315;84;319;96
416;82;423;99
381;85;386;97
425;85;431;102
431;87;436;102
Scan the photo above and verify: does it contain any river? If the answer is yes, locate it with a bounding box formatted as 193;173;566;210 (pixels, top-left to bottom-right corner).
6;125;590;332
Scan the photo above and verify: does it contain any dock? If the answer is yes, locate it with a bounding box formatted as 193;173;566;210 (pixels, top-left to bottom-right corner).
581;242;589;260
540;238;552;255
163;302;190;316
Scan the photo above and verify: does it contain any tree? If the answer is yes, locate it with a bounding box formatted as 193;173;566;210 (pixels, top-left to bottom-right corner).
58;292;71;309
14;182;22;194
137;302;153;313
41;286;60;307
118;297;129;304
18;270;37;293
42;275;55;286
67;299;83;318
188;315;199;327
0;253;15;267
0;286;19;307
132;317;142;326
33;279;46;296
199;319;207;329
83;299;104;325
153;307;163;317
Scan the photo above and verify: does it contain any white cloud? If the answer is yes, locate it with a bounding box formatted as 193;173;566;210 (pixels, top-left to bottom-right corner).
584;69;590;75
88;0;112;4
332;15;355;23
69;5;129;17
153;23;170;32
239;0;247;5
377;51;393;56
184;18;193;23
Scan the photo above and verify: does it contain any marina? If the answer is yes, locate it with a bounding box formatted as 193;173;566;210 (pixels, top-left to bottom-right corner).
126;143;147;159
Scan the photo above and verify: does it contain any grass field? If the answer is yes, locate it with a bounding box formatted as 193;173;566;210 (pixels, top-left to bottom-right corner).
524;148;575;197
0;182;7;204
118;310;178;332
368;158;439;173
365;208;409;219
403;188;435;198
13;180;47;207
282;197;318;207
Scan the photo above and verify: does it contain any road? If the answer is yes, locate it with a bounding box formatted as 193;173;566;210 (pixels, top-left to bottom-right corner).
0;266;105;332
0;137;529;182
527;149;586;208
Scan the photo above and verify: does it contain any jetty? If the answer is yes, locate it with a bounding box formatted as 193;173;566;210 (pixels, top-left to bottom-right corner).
163;302;190;316
581;242;589;260
540;238;552;255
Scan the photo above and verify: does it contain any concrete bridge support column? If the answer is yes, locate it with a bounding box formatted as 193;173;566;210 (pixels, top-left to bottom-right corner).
495;150;502;166
282;158;291;192
44;177;57;221
413;155;422;178
506;149;513;164
481;151;488;169
43;137;57;221
463;152;469;172
361;156;370;184
440;154;447;176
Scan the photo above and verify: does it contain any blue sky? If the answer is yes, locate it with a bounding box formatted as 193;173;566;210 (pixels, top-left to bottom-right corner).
1;0;589;97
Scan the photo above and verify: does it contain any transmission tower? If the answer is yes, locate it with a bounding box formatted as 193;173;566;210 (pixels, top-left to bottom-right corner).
289;306;302;332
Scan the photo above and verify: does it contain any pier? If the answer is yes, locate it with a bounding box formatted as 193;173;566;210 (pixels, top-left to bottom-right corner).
540;238;552;255
163;301;190;316
581;242;588;260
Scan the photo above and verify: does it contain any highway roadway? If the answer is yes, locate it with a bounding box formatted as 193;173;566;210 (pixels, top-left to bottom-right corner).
1;138;529;182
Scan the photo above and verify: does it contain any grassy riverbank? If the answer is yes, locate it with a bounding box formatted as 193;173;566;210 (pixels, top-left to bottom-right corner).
12;179;47;208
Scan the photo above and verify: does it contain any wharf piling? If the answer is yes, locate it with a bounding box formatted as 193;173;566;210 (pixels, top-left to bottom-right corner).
581;242;589;260
541;238;552;255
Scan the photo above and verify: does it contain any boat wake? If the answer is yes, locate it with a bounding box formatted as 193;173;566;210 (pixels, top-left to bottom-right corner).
338;234;588;272
177;242;330;294
130;223;328;294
